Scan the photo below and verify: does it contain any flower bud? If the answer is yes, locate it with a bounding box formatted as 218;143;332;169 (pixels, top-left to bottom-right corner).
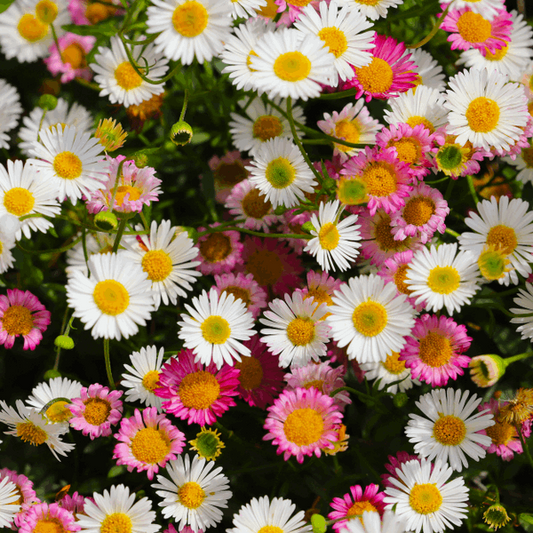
44;369;62;380
94;211;118;231
38;94;58;111
483;504;511;530
170;120;193;146
469;355;506;388
54;335;75;350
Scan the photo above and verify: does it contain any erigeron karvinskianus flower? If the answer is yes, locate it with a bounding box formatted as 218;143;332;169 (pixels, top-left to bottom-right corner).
0;79;22;149
0;477;20;529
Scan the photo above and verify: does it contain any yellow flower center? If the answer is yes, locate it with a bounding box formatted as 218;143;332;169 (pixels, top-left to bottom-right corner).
403;197;435;227
83;398;111;426
355;57;393;94
419;331;453;367
258;527;283;533
223;286;251;308
337;176;367;205
85;2;116;24
101;513;132;533
178;481;206;509
62;42;86;69
201;315;231;344
16;421;47;445
307;288;333;307
318;222;340;251
427;266;460;294
142;370;161;392
131;427;171;464
486;224;517;255
346;501;378;518
286;317;316;346
381;351;406;374
465;97;500;133
433;414;467;446
354;0;379;4
242;188;272;219
303;379;324;393
283;408;324;446
273;51;311;82
2;305;34;336
393;265;413;295
17;13;48;42
34;518;65;533
478;246;508;280
409;483;443;514
484;43;508;61
179;371;220;410
142;250;173;282
53;151;83;180
485;419;516;445
406;116;435;134
35;0;58;23
257;0;278;17
93;279;130;315
245;249;283;287
335;120;361;152
199;233;232;263
456;11;492;44
246;49;258;72
115;185;142;206
172;1;208;38
317;27;348;58
252;115;283;142
235;356;263;390
45;400;72;423
362;162;397;198
114;62;143;91
352;301;387;337
265;157;296;189
390;138;420;165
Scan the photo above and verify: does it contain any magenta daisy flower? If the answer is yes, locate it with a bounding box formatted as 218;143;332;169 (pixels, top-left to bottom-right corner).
113;407;186;480
380;451;420;488
263;387;343;463
0;289;51;350
342;34;417;102
57;491;88;516
156;349;240;426
68;383;123;440
399;314;472;387
86;155;162;214
214;272;268;320
19;502;80;533
328;484;386;532
441;7;512;54
342;146;412;215
196;224;244;276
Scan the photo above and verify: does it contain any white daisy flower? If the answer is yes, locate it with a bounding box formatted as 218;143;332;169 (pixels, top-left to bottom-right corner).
444;67;529;152
66;252;155;341
405;243;480;315
28;125;108;204
178;287;255;369
0;159;61;240
305;199;361;272
229;97;305;157
250;29;336;101
91;35;169;108
121;345;165;411
510;282;533;341
77;484;160;533
152;453;232;532
65;232;115;278
247;137;317;209
336;0;403;20
503;142;533;185
458;195;533;285
408;48;446;92
340;511;407;533
0;477;20;529
326;274;416;364
0;79;22;149
405;388;494;472
294;2;375;84
146;0;233;65
360;351;418;394
260;290;331;368
18;97;93;157
229;496;312;533
228;0;266;20
0;400;74;461
439;0;504;20
0;229;16;274
384;459;469;533
123;220;201;310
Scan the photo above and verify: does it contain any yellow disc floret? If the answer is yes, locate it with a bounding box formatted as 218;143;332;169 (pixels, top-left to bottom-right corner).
253;116;283;142
1;305;34;336
17;13;48;42
465;97;500;133
409;483;443;514
273;52;311;82
355;58;393;94
427;266;460;294
265;157;296;189
456;11;492;44
352;301;388;337
83;398;111;425
318;222;340;251
130;427;171;464
283;408;324;446
93;279;130;315
200;315;231;344
16;421;47;445
286;317;315;346
418;332;453;368
53;151;83;180
114;62;143;91
172;1;209;38
179;371;220;410
433;414;467;446
317;27;348;58
101;513;132;533
142;250;173;282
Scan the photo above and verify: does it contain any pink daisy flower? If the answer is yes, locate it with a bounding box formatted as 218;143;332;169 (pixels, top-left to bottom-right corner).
18;502;80;533
86;155;162;214
57;491;89;516
214;272;267;320
278;210;313;255
399;314;472;387
263;387;343;463
113;407;186;480
196;224;244;276
235;335;285;409
44;33;96;84
274;0;320;24
328;484;386;532
0;289;51;350
155;349;240;426
380;451;420;488
68;383;123;439
295;270;344;312
342;146;412;216
389;183;449;243
67;0;121;25
207;150;251;204
342;34;417;102
441;7;512;54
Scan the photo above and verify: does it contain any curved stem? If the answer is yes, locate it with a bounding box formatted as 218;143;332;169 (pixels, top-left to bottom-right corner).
467;174;480;205
407;1;453;49
16;235;83;255
104;338;115;389
195;224;311;240
112;217;128;253
504;352;533;365
179;88;189;122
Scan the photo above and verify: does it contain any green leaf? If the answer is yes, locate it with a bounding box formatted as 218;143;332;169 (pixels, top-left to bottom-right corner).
107;465;126;478
311;514;327;533
61;20;118;37
520;514;533;526
0;0;15;14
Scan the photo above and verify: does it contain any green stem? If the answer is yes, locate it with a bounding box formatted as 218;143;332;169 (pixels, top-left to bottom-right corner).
195;225;311;240
504;353;533;365
50;23;63;63
445;227;459;238
16;235;83;255
467;175;480;205
406;1;453;49
319;88;357;100
179;88;189;122
53;309;71;371
109;159;126;211
444;178;455;202
104;339;115;389
112;218;128;253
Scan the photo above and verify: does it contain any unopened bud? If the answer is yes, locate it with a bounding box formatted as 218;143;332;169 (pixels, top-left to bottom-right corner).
54;335;75;350
483;504;511;530
170;120;193;146
393;392;409;408
44;369;62;379
38;94;58;111
94;211;118;231
469;355;506;388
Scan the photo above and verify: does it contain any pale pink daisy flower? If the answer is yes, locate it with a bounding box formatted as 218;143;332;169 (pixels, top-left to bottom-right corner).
342;35;417;102
86;155;162;214
295;270;344;313
390;183;449;243
328;484;386;531
44;33;96;84
68;383;123;439
19;502;80;533
284;361;351;412
214;272;267;319
440;7;512;54
57;492;88;516
399;314;472;387
380;451;421;488
0;289;51;350
113;407;186;480
155;349;240;426
264;387;343;463
67;0;121;25
342;146;412;216
196;224;244;275
278;209;313;255
274;0;320;24
207;151;250;204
